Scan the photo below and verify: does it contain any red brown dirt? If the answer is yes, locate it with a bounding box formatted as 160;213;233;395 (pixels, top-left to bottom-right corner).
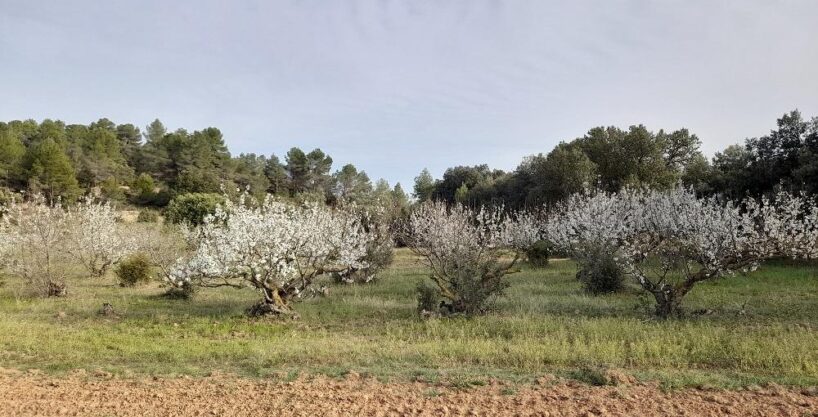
0;369;816;417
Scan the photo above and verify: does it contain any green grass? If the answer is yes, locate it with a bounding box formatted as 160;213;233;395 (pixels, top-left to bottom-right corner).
0;249;816;388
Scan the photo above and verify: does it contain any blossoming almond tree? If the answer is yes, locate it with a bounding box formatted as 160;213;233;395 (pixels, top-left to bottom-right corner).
547;187;818;318
405;201;540;315
0;195;70;296
332;205;394;284
167;194;373;316
64;198;137;278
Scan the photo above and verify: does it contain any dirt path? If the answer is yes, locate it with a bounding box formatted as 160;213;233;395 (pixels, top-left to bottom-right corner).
0;369;816;417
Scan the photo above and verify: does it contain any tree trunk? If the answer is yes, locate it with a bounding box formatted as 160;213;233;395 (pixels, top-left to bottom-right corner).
46;281;67;297
651;284;686;319
246;287;298;318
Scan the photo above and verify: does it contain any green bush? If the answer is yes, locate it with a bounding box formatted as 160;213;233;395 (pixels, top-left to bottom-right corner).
568;366;614;386
136;210;159;223
100;178;126;202
576;247;625;295
115;253;152;287
416;281;441;316
129;174;171;207
417;260;510;317
525;240;550;267
162;281;196;300
164;193;225;225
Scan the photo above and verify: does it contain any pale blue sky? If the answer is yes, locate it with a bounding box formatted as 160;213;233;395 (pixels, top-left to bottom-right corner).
2;1;817;189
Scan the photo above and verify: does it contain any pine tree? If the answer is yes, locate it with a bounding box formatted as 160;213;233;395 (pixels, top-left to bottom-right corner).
0;127;26;186
24;138;80;200
413;168;436;202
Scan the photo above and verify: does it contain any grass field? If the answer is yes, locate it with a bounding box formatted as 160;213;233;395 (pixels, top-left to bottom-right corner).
1;249;816;389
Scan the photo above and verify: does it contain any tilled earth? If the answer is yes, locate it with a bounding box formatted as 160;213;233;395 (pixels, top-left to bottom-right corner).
1;369;816;417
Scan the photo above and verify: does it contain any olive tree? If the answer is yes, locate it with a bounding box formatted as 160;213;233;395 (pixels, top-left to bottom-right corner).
167;193;373;316
405;201;539;316
547;187;818;318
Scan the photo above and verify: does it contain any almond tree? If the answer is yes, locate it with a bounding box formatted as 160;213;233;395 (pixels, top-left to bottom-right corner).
167;193;373;316
64;198;136;277
405;201;540;315
0;195;70;296
547;187;818;318
332;205;394;284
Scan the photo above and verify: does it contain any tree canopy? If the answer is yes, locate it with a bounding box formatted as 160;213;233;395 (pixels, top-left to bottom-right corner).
1;110;815;207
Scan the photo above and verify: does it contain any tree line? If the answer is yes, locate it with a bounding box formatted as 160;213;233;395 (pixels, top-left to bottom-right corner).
1;110;816;210
0;118;409;210
413;110;818;207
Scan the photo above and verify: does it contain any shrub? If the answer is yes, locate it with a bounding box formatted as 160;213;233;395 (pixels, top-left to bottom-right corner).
575;246;625;294
115;253;152;287
162;281;196;300
569;366;613;386
525;239;550;267
99;178;126;202
129;173;169;207
416;281;440;316
405;202;539;316
136;210;159;223
164;193;225;226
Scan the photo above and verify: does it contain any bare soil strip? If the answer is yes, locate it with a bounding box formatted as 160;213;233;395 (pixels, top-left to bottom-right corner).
0;369;816;417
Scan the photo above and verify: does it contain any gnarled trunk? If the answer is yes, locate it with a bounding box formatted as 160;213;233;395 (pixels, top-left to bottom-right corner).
650;283;690;319
246;287;298;318
46;281;67;297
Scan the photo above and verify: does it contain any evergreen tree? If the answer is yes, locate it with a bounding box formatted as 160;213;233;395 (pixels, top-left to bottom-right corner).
391;182;409;210
116;123;142;166
264;154;290;195
285;147;332;196
332;163;372;203
413;168;436;202
76;121;133;186
373;178;392;204
24;138;80;200
231;153;270;197
0;126;26;186
145;119;167;143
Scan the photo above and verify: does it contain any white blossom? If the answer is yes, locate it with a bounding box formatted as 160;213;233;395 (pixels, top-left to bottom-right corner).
405;201;540;314
64;197;137;277
546;186;818;316
0;194;70;296
167;193;374;314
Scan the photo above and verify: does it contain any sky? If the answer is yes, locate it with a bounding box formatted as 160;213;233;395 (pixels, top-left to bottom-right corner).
1;1;817;190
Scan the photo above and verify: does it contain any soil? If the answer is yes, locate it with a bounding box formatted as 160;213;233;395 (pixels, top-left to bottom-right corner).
1;369;816;417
